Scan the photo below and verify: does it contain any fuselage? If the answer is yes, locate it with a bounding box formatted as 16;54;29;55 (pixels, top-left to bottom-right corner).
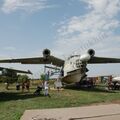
62;55;87;84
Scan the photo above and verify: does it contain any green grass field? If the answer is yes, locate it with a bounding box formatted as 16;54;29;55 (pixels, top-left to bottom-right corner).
0;83;120;120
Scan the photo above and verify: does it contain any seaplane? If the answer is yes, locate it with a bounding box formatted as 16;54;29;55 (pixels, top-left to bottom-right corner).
0;49;120;84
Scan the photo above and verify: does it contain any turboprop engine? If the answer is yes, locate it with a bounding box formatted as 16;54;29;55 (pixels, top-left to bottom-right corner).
43;49;51;59
87;49;95;57
80;49;95;62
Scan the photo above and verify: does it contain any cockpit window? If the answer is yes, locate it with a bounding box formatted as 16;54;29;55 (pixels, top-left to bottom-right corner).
68;55;80;60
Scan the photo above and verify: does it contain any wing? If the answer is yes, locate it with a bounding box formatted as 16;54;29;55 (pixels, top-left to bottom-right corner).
9;69;32;74
88;56;120;64
0;56;64;67
0;67;32;74
45;65;61;70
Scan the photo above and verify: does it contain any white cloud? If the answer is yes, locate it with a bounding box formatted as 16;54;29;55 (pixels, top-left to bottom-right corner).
83;0;120;17
1;0;50;13
55;0;120;56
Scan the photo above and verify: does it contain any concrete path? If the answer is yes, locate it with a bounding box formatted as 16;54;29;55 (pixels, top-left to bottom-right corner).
21;104;120;120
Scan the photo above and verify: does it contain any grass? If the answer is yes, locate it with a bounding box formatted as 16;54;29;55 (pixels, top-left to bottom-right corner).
0;83;120;120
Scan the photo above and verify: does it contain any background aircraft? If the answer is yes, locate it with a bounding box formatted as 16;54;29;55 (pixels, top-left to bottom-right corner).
0;67;32;90
112;76;120;82
0;67;32;77
0;49;120;84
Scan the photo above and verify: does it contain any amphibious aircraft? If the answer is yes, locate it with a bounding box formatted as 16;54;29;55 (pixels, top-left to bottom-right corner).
112;76;120;82
0;66;32;77
0;49;120;84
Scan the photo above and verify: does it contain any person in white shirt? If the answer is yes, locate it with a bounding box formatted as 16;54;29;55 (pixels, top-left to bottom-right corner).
44;81;50;97
54;77;62;92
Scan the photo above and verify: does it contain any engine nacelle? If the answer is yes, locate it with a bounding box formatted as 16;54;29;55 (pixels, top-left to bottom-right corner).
43;49;51;59
80;49;95;62
80;54;91;62
87;49;95;57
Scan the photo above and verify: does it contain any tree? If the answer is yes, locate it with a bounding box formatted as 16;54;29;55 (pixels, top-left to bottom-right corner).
17;75;29;83
0;75;18;90
40;74;45;81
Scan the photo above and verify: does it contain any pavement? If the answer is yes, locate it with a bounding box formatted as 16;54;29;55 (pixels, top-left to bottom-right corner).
20;104;120;120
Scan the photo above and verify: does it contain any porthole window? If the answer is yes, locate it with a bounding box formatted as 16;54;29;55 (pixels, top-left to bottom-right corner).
76;59;83;68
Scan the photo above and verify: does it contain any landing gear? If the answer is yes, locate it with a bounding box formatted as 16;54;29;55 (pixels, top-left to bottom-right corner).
78;79;94;88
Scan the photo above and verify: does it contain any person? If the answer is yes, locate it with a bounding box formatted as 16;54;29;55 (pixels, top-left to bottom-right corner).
34;83;43;95
45;71;49;81
5;82;9;90
16;82;20;91
107;79;112;90
22;82;25;92
54;77;62;92
26;80;30;92
44;81;50;97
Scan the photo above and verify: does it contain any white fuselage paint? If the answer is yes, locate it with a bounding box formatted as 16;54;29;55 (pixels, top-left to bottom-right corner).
61;55;87;84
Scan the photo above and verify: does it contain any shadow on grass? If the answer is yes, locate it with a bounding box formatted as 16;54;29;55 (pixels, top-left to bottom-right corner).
0;92;44;102
64;85;117;93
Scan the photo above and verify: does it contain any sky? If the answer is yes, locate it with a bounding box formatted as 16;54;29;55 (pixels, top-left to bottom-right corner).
0;0;120;78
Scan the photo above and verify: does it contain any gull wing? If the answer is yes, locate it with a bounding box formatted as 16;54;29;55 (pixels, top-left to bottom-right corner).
88;56;120;64
0;56;64;67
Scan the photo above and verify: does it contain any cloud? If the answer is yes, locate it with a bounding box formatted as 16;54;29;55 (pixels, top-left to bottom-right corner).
1;0;50;13
54;0;120;55
83;0;120;17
